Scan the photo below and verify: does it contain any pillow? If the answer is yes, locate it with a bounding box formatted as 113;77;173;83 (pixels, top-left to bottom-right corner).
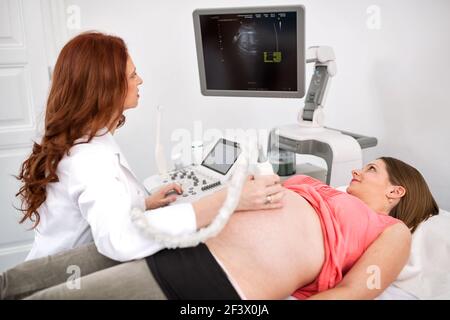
392;209;450;299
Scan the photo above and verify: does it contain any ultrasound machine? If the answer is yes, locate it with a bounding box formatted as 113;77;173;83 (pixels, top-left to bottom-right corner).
144;5;377;204
192;5;377;187
144;138;243;204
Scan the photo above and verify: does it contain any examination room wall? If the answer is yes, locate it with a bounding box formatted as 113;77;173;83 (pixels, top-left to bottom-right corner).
1;0;449;272
59;0;450;209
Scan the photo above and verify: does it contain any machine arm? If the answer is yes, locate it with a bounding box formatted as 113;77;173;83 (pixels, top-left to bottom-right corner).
300;46;337;126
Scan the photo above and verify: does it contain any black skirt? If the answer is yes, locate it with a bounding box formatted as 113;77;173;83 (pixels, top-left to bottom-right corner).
146;243;241;300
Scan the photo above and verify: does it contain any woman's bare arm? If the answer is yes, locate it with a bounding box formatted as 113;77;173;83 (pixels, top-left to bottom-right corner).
308;222;411;300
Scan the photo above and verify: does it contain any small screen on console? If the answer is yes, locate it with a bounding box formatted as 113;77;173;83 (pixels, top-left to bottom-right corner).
201;138;241;175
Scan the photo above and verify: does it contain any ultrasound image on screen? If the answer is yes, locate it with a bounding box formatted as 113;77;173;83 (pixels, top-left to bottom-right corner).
199;11;297;92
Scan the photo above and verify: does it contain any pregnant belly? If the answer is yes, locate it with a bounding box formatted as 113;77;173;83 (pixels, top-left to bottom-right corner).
206;189;325;299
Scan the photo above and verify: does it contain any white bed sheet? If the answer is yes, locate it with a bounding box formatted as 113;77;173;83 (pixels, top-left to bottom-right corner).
385;209;450;299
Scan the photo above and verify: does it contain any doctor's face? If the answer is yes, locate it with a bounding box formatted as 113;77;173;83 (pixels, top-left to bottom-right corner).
123;56;143;110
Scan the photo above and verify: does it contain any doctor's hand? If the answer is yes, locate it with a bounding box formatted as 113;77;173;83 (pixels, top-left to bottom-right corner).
235;175;285;211
145;183;183;210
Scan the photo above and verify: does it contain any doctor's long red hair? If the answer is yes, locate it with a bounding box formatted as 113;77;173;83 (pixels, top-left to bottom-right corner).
16;32;128;228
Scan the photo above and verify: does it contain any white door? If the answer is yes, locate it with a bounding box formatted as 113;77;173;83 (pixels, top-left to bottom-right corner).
0;0;54;271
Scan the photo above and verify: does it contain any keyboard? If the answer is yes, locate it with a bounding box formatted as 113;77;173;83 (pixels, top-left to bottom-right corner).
143;166;223;205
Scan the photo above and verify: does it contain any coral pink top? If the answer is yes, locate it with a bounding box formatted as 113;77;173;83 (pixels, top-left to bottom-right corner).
283;175;402;299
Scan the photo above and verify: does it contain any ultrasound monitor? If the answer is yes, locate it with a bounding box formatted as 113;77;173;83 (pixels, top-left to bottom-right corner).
193;5;305;98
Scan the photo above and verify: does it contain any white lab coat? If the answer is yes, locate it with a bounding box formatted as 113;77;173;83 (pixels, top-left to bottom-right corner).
26;129;196;262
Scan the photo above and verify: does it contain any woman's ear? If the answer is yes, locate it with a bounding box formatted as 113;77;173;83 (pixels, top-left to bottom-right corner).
388;185;406;200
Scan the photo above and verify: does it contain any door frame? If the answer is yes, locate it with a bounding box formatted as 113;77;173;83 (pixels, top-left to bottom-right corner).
0;0;68;271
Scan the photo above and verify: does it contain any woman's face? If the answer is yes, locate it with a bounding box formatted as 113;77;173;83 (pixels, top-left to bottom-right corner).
123;56;143;110
346;159;399;211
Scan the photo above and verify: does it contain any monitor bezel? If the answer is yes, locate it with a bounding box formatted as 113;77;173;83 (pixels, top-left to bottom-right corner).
193;5;305;98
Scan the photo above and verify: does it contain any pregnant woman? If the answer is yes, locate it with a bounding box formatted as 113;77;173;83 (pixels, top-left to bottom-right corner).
1;158;439;300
